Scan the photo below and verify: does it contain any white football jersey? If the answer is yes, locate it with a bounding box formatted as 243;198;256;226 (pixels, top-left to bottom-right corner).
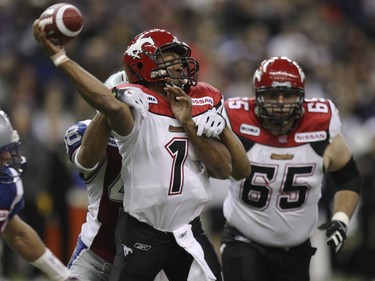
223;97;341;247
113;82;224;232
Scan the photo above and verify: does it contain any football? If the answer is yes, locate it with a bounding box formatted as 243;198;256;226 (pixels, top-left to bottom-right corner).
38;3;83;45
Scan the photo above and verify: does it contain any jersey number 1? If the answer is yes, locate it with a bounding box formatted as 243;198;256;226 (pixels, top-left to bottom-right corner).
165;138;188;195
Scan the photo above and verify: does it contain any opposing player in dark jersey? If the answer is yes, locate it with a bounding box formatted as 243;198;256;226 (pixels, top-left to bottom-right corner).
220;56;361;281
33;23;250;280
65;71;166;281
64;71;125;281
0;110;75;281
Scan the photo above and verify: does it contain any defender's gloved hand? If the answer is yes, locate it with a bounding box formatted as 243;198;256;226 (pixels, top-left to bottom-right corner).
113;86;149;119
318;219;348;253
196;108;226;138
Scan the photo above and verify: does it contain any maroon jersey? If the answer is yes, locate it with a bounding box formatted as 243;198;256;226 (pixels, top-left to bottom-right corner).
65;120;123;262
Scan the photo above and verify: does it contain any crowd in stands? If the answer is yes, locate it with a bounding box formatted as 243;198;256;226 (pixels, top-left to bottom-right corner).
1;0;375;280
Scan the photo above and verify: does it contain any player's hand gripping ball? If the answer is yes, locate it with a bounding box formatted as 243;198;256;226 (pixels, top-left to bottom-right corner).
38;3;83;45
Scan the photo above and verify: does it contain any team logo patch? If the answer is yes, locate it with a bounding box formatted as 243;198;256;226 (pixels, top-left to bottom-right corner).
271;153;294;160
169;125;185;132
240;124;260;136
191;97;214;106
295;131;327;143
122;244;133;257
134;243;151;251
125;36;155;59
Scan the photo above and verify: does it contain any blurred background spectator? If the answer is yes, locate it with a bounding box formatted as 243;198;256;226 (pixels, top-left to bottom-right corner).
1;0;375;280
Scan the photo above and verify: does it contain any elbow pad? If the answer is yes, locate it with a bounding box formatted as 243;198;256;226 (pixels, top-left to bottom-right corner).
328;156;362;194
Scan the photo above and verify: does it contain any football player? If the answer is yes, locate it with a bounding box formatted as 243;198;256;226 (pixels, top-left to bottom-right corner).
35;16;253;280
220;56;361;281
0;110;75;281
64;71;125;281
65;71;166;281
33;23;242;280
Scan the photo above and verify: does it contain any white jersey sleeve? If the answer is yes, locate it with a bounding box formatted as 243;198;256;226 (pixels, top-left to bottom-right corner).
327;99;342;142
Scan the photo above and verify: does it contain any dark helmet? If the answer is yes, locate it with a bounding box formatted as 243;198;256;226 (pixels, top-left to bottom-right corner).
0;111;26;183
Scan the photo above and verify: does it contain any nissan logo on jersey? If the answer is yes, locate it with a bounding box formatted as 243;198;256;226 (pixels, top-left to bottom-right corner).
295;131;327;142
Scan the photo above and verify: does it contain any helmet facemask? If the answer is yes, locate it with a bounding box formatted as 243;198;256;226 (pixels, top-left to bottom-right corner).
0;142;26;184
255;88;304;134
152;44;199;90
123;29;200;90
0;110;26;183
253;56;306;135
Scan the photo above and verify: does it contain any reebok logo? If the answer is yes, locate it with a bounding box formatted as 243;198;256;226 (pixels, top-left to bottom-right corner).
134;243;151;251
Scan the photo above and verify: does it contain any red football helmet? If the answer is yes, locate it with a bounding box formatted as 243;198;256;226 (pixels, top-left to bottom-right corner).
252;56;305;132
123;29;199;88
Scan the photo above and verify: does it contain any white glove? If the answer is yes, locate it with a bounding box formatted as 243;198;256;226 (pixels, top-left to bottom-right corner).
114;86;149;119
196;108;226;138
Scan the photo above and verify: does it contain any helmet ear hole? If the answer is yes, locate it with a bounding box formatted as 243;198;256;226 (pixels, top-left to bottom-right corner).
136;62;143;70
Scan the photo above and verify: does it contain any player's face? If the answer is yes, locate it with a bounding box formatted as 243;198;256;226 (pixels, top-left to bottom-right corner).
257;90;303;135
261;91;300;118
156;52;188;88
